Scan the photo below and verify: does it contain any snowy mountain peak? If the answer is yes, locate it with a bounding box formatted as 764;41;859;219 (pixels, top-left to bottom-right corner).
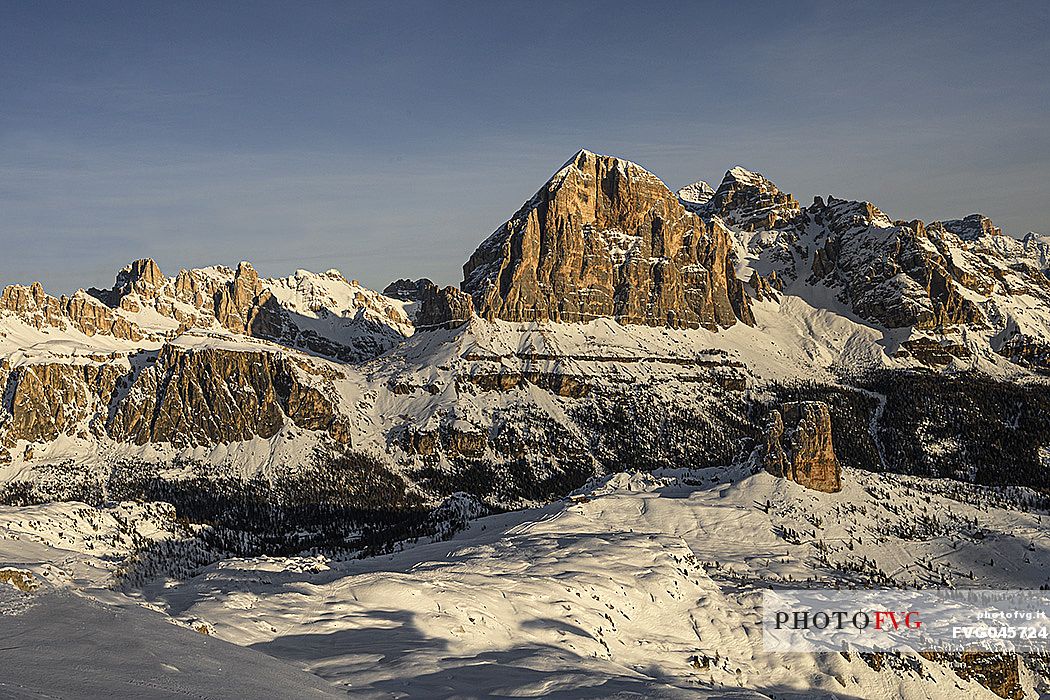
702;165;800;231
723;165;768;186
553;148;600;177
553;149;664;186
676;180;715;210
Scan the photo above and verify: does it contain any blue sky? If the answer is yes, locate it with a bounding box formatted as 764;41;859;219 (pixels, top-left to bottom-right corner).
2;1;1048;292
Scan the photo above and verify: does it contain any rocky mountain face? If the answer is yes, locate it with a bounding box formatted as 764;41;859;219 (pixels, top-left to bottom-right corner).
385;278;476;329
0;361;125;452
462;150;754;330
709;169;1050;370
106;345;350;447
697;166;801;231
1021;232;1050;270
807;200;989;331
0;282;143;341
763;401;841;493
0;344;348;456
0;259;407;464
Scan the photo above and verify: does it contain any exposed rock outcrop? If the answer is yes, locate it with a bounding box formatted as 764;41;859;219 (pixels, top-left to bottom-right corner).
897;337;972;366
1021;232;1050;272
711;175;1050;372
401;424;487;458
249;269;412;361
108;345;349;447
116;258;166;298
464;371;589;398
415;282;474;329
937;214;1003;241
0;344;352;450
920;652;1023;700
87;258;165;308
702;167;800;231
727;266;756;327
1;283;143;341
461;150;753;330
6;260;412;363
214;261;265;333
748;270;783;301
383;278;435;302
763;401;841;493
805;197;986;330
0;361;124;445
996;332;1050;372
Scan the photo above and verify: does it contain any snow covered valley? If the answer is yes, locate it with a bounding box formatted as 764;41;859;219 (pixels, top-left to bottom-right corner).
3;466;1049;699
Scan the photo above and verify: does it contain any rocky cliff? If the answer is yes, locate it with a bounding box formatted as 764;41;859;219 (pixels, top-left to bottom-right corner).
0;361;123;446
0;282;143;341
107;345;349;447
461;150;753;330
806;198;989;330
763;401;841;493
387;278;475;329
697;163;1050;371
0;345;348;450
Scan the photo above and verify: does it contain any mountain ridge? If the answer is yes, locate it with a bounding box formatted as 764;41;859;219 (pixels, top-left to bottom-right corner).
2;148;1048;508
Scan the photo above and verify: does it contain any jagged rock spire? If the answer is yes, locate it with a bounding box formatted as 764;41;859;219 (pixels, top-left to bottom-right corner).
115;258;166;297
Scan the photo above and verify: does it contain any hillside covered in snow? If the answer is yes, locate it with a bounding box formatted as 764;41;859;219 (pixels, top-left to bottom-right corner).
4;466;1050;698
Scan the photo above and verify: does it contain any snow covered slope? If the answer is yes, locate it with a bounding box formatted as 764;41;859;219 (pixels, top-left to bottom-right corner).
0;591;344;699
3;466;1048;698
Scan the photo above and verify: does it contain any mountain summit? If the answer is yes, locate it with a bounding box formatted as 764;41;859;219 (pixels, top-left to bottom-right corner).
703;166;800;231
461;149;754;329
